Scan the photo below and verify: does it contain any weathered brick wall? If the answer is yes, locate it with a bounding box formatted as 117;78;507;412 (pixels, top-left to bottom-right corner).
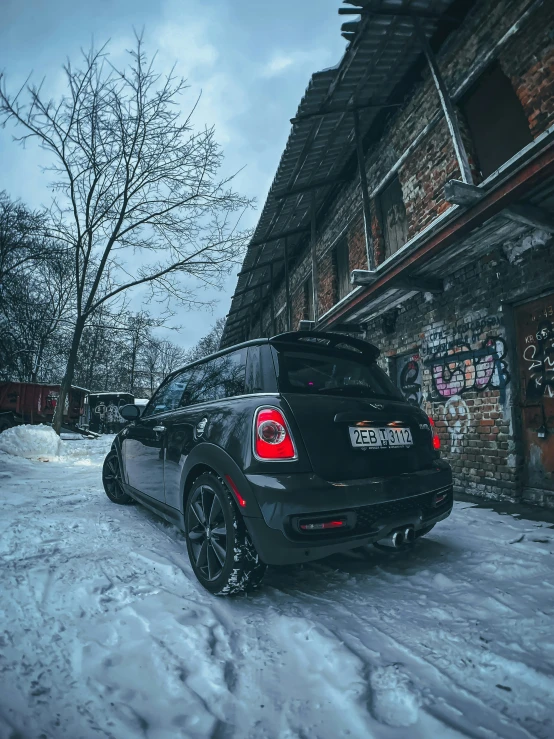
254;0;554;334
364;233;554;503
492;2;554;139
318;249;337;316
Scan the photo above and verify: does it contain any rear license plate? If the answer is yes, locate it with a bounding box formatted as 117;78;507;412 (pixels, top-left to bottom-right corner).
349;426;413;449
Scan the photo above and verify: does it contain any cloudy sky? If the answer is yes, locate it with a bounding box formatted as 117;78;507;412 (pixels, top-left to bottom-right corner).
0;0;346;350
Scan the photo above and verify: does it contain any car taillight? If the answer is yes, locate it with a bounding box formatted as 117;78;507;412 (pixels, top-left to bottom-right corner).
254;407;296;460
429;417;441;450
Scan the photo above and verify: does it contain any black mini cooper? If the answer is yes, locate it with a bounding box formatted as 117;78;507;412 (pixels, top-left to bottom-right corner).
102;331;453;594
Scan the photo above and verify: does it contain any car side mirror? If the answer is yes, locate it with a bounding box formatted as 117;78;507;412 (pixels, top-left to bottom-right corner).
120;404;141;420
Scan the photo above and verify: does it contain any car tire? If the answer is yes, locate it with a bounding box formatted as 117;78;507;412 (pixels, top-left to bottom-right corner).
185;472;266;595
102;450;135;505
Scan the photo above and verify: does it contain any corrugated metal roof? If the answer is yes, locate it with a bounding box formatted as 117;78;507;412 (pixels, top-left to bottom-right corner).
222;0;459;348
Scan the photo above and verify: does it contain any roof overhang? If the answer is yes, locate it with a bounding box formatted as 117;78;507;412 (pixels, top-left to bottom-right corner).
319;129;554;329
222;0;467;347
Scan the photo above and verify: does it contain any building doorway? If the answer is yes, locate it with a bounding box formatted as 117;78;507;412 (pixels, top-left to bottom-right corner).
515;293;554;496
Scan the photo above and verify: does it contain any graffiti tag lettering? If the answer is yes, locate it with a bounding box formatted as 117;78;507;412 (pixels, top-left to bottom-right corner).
425;336;510;403
397;354;422;407
522;319;554;400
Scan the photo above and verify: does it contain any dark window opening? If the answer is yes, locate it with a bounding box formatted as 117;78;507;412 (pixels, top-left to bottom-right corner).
459;64;532;179
303;275;313;320
379;175;408;259
335;237;350;301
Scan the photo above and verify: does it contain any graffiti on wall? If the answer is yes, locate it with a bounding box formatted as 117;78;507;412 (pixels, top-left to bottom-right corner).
425;336;510;403
423;316;502;355
396;354;422;406
522;318;554;400
444;396;471;451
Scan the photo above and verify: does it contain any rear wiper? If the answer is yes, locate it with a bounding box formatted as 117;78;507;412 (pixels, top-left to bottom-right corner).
317;386;393;400
318;385;371;396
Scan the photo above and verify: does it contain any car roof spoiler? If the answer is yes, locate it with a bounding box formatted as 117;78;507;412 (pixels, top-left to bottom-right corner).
269;330;380;361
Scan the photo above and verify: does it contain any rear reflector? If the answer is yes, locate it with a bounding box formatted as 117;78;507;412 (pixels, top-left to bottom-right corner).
429;416;441;450
254;407;296;460
224;474;247;507
300;519;346;531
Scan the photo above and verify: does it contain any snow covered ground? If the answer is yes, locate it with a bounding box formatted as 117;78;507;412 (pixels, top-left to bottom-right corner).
1;432;554;739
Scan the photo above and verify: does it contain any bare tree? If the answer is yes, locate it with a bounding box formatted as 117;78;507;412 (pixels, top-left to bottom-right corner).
0;35;252;432
0;192;52;284
184;317;226;363
0;193;73;381
123;311;167;394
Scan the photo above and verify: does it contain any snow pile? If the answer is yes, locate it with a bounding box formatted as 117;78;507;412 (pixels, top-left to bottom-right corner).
2;437;554;738
59;434;114;464
0;423;62;460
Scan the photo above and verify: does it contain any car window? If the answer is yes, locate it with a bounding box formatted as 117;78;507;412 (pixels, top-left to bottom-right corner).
275;347;403;400
182;349;247;406
142;369;194;417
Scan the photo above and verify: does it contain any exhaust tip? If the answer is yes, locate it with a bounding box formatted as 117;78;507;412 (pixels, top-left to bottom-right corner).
404;527;415;544
391;531;404;548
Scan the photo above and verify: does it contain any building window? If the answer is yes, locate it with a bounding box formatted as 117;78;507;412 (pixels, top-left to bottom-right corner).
335;237;350;301
379;175;408;258
459;64;532;179
303;275;313;320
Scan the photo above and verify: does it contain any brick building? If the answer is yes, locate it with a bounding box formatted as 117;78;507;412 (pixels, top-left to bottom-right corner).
222;0;554;507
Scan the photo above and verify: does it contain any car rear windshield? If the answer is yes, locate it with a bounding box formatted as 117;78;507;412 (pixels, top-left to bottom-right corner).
274;346;403;400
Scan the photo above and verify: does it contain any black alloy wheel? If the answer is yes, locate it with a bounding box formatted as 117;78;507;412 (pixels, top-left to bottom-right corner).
102;450;135;505
185;472;266;595
187;484;229;582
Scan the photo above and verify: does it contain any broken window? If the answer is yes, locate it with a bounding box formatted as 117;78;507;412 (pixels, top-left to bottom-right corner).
379;175;408;259
335;237;350;301
459;64;532;179
303;275;313;321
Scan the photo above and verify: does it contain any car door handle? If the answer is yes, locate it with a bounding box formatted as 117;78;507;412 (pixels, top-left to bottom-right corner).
153;425;166;433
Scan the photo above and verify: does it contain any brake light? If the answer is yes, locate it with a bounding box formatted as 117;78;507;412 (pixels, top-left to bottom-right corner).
254;407;296;460
429;417;441;450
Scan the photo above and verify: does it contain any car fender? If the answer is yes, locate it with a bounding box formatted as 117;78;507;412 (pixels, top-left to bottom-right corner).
181;442;263;518
110;435;123;466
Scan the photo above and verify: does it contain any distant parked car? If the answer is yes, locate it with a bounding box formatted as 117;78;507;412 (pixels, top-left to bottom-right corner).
102;331;453;594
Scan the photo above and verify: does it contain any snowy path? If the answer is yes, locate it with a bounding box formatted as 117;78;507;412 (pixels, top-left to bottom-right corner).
1;437;554;739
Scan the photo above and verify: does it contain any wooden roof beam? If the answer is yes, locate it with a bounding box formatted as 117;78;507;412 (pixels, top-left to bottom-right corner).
273;175;348;200
290;99;402;125
338;7;461;23
503;204;554;233
352;269;442;293
394;276;444;294
232;278;271;298
227;290;269;318
445;181;554;232
237;256;284;277
249;225;309;248
444;179;484;205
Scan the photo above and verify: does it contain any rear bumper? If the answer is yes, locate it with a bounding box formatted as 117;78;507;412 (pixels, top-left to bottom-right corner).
243;461;453;566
